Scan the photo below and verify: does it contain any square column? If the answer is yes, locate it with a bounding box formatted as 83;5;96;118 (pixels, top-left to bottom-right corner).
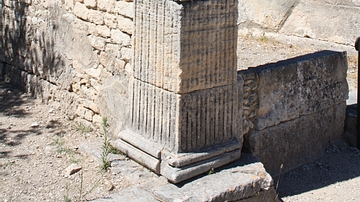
115;0;242;183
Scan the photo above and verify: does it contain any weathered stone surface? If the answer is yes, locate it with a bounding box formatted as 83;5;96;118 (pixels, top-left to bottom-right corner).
126;79;242;154
245;102;346;176
238;0;298;31
84;0;96;8
116;78;243;182
279;0;360;46
63;163;82;176
98;76;130;135
96;25;111;38
88;9;104;25
114;1;134;19
154;160;274;202
110;29;131;46
97;0;114;12
117;16;133;35
73;2;89;20
238;0;360;46
104;13;118;29
133;0;238;93
239;51;348;131
79;141;102;162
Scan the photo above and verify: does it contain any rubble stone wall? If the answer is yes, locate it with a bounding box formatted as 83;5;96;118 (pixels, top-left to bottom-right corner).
0;0;350;178
0;0;134;134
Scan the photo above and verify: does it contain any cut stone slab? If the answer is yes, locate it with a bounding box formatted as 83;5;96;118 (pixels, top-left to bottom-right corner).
154;159;275;202
79;141;102;162
92;154;276;202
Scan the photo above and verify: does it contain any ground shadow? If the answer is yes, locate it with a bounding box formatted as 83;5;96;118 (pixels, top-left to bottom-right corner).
0;77;30;117
276;140;360;198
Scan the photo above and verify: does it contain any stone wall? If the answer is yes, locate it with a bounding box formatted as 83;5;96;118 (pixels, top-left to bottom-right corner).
0;0;351;179
1;0;357;133
238;0;360;46
239;51;349;176
0;0;134;134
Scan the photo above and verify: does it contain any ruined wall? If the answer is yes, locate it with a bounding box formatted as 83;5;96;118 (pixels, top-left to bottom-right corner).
238;0;360;46
0;0;133;133
239;51;349;176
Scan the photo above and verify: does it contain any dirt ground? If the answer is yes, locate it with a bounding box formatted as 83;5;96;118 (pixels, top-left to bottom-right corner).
1;36;360;201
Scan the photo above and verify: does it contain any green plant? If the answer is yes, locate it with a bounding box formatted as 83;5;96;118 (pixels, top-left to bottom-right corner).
80;172;100;200
259;35;267;42
63;183;71;202
52;137;74;155
63;171;100;202
208;168;215;175
100;117;111;171
74;122;93;134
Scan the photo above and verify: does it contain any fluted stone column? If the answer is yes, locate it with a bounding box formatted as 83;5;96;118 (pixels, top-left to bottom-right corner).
115;0;242;183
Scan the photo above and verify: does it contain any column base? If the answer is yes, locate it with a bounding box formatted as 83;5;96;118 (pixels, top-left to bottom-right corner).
113;129;242;183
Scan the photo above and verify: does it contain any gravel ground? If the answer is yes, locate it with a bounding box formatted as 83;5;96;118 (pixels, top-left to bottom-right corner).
1;36;359;201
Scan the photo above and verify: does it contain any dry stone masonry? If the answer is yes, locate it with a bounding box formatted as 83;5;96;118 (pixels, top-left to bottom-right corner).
114;0;243;183
0;0;351;191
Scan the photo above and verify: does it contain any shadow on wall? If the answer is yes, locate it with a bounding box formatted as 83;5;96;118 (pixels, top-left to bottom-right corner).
1;0;66;97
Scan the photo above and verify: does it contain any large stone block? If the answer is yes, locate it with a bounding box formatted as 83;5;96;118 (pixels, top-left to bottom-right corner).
133;0;238;93
238;0;298;30
279;1;360;46
245;102;346;176
115;77;243;183
126;78;243;154
239;51;348;131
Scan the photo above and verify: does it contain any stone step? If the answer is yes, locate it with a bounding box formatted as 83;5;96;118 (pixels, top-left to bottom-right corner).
90;152;277;202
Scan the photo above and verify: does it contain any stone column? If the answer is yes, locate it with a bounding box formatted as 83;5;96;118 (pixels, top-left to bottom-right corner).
115;0;242;183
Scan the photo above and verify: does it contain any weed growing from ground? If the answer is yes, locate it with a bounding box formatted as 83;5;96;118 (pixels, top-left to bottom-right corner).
259;35;267;42
208;168;215;175
100;117;111;171
74;122;93;134
52;137;74;155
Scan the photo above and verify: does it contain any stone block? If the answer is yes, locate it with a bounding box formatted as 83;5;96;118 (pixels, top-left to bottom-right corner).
96;25;110;38
110;29;131;46
279;1;360;46
84;0;96;9
120;47;132;62
154;159;275;202
114;1;134;19
73;2;89;21
133;0;238;93
88;35;106;50
126;78;242;154
115;77;243;183
104;13;118;29
97;0;114;12
88;9;104;25
238;0;298;31
117;16;133;35
245;102;346;176
239;50;348;131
